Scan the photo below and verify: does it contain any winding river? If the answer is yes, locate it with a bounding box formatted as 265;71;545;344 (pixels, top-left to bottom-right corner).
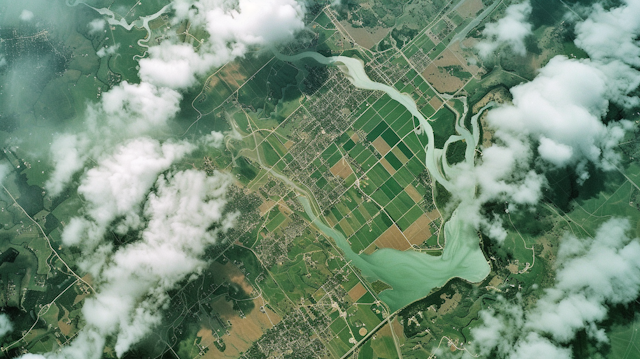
67;0;171;49
278;51;493;312
65;0;494;311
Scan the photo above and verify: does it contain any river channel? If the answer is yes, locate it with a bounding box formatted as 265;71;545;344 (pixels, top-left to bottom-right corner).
279;51;492;312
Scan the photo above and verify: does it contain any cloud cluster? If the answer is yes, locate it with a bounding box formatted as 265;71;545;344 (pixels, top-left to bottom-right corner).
39;134;230;358
87;169;235;357
45;81;182;196
33;0;311;357
451;0;640;242
139;43;216;89
487;56;631;178
40;102;231;356
476;1;532;58
575;0;640;108
462;218;640;358
140;0;306;89
25;170;235;359
48;0;309;194
575;1;640;68
60;138;195;258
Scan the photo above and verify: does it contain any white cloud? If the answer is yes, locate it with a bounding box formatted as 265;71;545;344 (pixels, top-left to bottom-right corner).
38;1;304;355
48;0;307;193
61;217;96;247
509;333;572;359
476;1;532;58
59;138;196;259
108;170;235;355
45;82;182;196
87;18;106;34
479;214;508;243
34;0;304;357
0;164;10;186
97;81;182;137
24;0;640;358
19;10;34;21
19;327;106;359
575;0;640;68
78;139;195;229
0;314;13;338
462;218;640;358
88;169;233;357
470;299;524;356
450;0;640;243
537;137;573;167
485;56;623;174
45;134;91;197
23;170;235;359
201;131;225;148
445;0;640;345
142;0;306;90
96;44;119;58
526;218;640;339
203;0;305;50
575;0;640;109
139;43;217;89
450;132;546;243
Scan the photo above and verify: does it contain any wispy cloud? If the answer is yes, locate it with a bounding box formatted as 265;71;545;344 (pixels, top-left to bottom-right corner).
476;1;532;58
23;169;236;359
19;10;34;22
60;138;196;260
0;164;10;186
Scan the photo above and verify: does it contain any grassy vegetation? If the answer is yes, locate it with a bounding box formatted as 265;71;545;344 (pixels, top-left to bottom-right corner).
445;140;466;165
371;280;392;294
430;107;457;148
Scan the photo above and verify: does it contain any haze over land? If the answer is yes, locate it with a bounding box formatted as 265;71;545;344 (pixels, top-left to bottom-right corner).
443;0;640;357
3;0;311;358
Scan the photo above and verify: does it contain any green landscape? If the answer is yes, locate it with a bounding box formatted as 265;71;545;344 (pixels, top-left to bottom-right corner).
0;0;639;358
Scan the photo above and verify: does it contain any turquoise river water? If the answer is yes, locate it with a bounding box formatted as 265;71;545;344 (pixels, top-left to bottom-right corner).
278;51;493;312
